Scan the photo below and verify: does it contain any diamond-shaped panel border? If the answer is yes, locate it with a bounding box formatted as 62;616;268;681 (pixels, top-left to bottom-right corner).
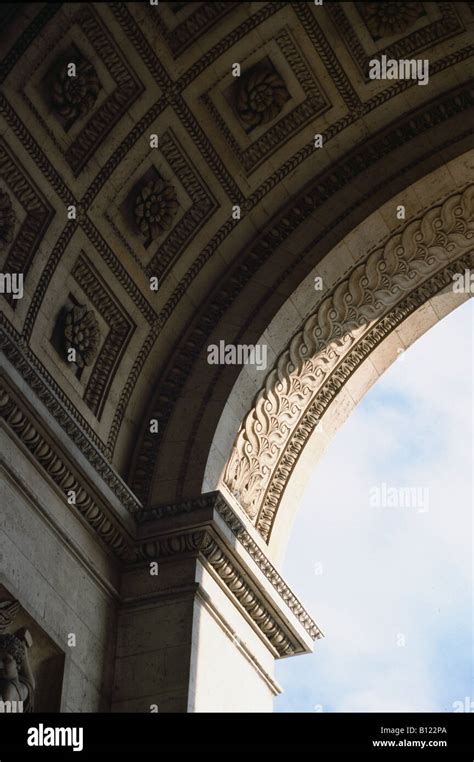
201;27;330;176
0;137;55;308
328;2;465;80
22;5;145;177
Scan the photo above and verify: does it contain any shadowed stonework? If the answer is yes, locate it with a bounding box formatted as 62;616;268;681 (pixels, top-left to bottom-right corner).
0;1;472;717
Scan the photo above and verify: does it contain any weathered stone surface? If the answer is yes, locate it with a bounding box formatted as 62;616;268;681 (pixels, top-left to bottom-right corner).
1;1;472;713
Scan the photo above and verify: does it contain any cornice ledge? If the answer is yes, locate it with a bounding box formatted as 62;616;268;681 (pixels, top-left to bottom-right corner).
0;320;142;515
0;385;322;651
0;376;136;562
134;525;319;657
137;491;323;650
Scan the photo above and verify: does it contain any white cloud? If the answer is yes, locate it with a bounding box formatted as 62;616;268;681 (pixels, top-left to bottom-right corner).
276;299;473;712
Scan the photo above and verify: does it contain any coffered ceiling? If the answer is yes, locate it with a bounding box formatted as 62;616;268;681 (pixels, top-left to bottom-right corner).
1;2;473;509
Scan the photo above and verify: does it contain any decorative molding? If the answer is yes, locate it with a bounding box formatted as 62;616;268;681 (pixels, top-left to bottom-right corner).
130;82;474;503
0;94;76;207
294;3;361;110
257;254;474;541
222;186;474;536
135;524;320;657
63;5;145;176
150;2;239;59
0;318;142;514
72;253;135;420
79;217;158;325
0;384;321;654
138;490;323;643
176;2;283;90
110;2;244;205
0;189;16;251
145;128;218;280
22;222;77;340
329;1;465;79
0;380;135;561
0;4;61;85
106;327;158;455
0;137;54;305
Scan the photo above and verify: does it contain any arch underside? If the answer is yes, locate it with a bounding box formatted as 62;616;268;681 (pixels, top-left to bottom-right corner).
2;1;474;715
0;2;473;519
218;181;474;546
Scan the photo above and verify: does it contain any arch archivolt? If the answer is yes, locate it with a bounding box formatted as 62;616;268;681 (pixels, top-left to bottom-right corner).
217;181;474;547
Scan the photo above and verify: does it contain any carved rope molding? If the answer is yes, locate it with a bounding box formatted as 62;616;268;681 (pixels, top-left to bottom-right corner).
222;185;474;538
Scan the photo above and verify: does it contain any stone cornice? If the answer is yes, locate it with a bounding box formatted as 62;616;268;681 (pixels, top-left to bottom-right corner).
0;320;142;515
0;375;136;561
134;525;319;657
138;490;322;643
0;382;321;655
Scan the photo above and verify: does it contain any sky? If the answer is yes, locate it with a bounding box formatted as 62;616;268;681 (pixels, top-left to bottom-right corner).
275;298;473;713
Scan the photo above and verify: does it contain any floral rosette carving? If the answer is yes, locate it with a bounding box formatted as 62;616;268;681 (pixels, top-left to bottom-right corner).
134;179;179;240
64;304;100;368
0;190;16;250
236;66;290;129
52;55;100;123
361;2;423;38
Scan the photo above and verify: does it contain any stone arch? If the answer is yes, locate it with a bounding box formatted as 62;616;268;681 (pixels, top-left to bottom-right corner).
128;87;474;508
208;163;473;558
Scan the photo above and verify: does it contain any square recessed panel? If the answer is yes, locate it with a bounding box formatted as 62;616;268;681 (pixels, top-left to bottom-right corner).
356;2;426;41
225;57;291;136
201;27;330;176
357;2;426;42
328;2;465;80
20;5;145;176
49;252;136;421
122;166;180;250
41;44;102;133
105;126;218;281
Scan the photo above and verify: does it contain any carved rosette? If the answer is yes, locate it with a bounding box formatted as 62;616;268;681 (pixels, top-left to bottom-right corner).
64;304;100;368
51;54;100;123
360;2;424;38
0;190;16;250
236;65;290;129
134;179;179;241
222;185;474;532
